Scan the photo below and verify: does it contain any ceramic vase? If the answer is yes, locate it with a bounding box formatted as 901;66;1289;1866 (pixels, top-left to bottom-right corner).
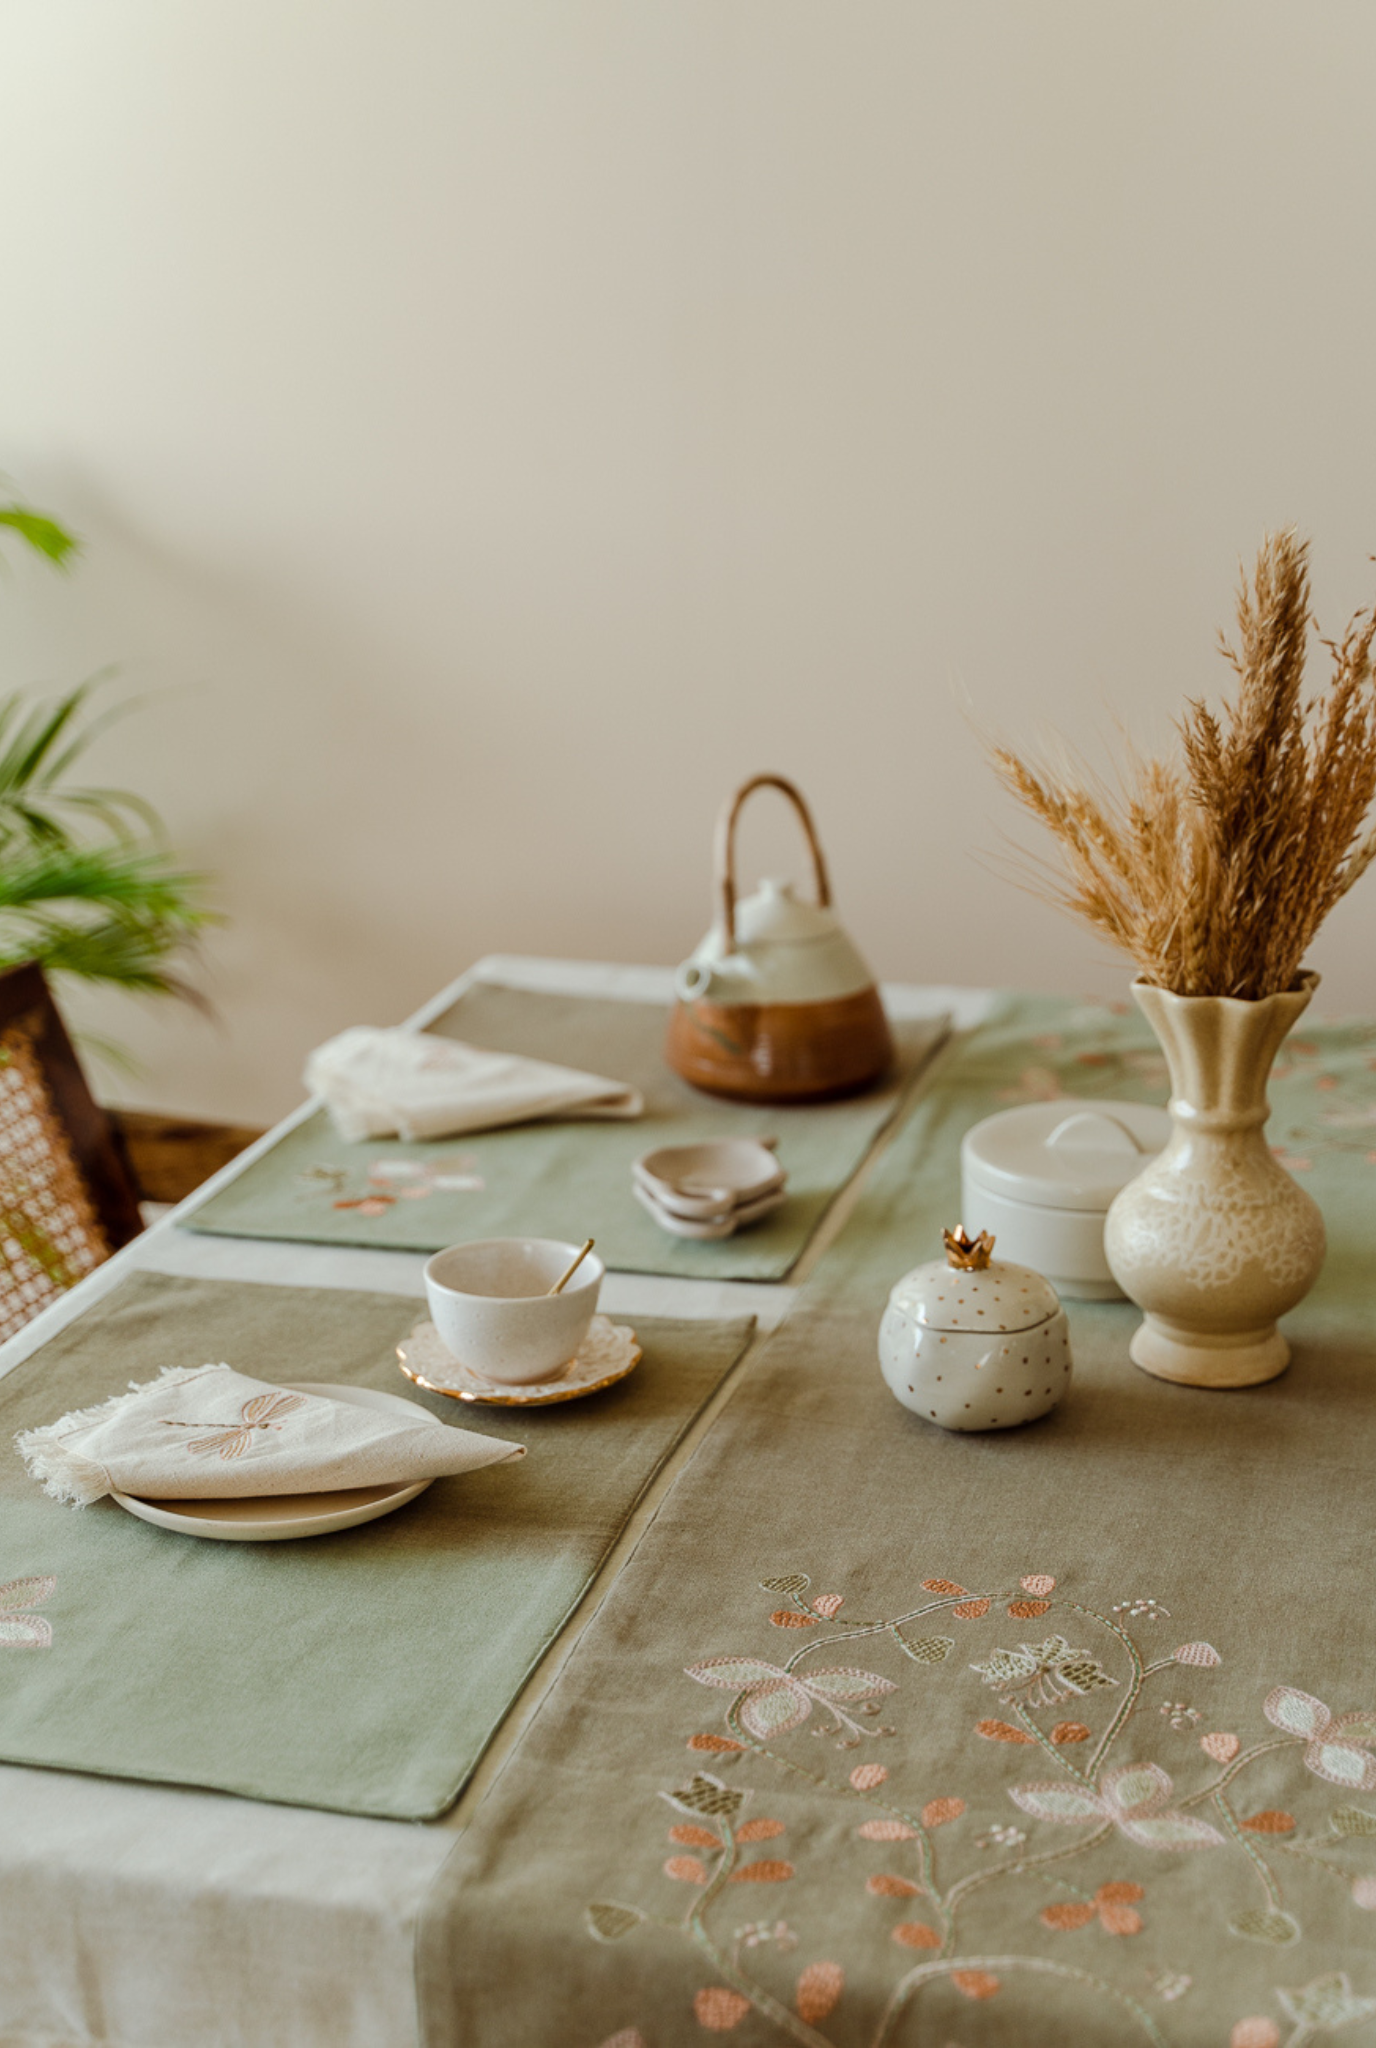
1104;973;1326;1388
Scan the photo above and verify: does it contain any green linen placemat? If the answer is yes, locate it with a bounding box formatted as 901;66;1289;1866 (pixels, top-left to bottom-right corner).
0;1270;754;1820
184;982;946;1280
418;996;1376;2047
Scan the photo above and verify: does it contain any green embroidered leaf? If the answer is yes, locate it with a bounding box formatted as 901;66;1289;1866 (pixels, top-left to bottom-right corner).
801;1667;897;1703
1304;1741;1376;1791
892;1629;953;1664
1230;1909;1301;1945
1330;1805;1376;1836
1120;1811;1225;1850
586;1902;645;1942
685;1657;785;1691
739;1680;812;1741
1007;1781;1105;1826
1263;1685;1331;1738
1277;1972;1376;2027
759;1574;810;1595
662;1773;749;1819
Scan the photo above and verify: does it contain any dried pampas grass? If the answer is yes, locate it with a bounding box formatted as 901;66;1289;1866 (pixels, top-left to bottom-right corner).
990;531;1376;1000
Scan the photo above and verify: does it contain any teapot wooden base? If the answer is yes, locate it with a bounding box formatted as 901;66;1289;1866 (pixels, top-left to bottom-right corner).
665;987;894;1103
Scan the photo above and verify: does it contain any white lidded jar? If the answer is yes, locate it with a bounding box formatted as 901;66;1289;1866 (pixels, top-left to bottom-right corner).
960;1100;1171;1301
879;1227;1071;1432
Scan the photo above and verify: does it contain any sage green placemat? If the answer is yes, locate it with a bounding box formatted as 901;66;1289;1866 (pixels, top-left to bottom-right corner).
184;983;946;1280
418;995;1376;2047
0;1271;754;1820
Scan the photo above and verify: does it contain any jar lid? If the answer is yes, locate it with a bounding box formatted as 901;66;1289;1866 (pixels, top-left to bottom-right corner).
887;1254;1061;1334
961;1099;1171;1213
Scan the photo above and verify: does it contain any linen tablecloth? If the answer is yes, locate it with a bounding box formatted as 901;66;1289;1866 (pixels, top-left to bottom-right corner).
416;996;1376;2047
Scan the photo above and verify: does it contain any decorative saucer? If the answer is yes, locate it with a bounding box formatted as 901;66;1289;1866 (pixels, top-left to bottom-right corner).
397;1315;642;1406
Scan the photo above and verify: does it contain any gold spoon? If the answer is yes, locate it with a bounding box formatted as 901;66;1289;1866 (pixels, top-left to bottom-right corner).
548;1238;595;1296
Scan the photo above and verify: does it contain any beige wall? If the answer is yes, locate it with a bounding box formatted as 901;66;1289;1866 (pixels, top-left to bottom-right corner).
3;2;1376;1125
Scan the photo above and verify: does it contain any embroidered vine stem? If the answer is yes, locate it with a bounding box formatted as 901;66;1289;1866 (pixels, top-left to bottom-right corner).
1212;1788;1283;1910
867;1951;1170;2048
683;1816;833;2048
1177;1738;1299;1809
1010;1696;1092;1786
941;1821;1113;1927
1069;1602;1146;1779
1275;1837;1361;1886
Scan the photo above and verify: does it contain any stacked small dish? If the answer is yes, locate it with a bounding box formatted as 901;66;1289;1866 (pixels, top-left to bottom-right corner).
632;1138;787;1240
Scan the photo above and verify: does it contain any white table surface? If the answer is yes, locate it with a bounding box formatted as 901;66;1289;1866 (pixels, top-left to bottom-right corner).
0;958;991;2048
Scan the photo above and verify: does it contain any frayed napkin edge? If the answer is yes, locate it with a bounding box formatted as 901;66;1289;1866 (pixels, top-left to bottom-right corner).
15;1362;233;1507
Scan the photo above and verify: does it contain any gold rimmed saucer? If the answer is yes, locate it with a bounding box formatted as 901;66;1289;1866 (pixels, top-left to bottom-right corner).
397;1315;641;1406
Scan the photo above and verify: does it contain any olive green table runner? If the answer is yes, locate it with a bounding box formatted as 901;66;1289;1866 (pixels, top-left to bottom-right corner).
185;983;947;1280
418;995;1376;2047
0;1270;754;1819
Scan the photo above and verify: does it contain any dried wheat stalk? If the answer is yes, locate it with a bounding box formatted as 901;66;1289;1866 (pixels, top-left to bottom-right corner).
990;531;1376;1000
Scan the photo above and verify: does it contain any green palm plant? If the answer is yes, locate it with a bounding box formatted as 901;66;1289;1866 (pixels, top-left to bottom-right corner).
0;496;214;1004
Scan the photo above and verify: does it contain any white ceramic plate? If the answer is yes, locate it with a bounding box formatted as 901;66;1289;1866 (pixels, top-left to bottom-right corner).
110;1382;438;1542
632;1179;788;1239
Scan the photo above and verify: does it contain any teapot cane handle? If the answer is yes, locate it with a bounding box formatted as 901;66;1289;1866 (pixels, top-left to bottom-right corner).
715;773;832;948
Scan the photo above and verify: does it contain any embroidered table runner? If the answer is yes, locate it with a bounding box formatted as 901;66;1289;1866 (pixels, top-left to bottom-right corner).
0;1271;754;1819
417;996;1376;2047
185;983;946;1280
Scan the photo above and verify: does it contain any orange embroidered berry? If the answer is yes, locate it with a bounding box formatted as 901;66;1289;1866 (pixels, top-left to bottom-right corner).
1020;1574;1056;1595
891;1922;941;1949
668;1824;721;1850
664;1855;709;1884
687;1734;744;1755
951;1598;991;1620
795;1962;843;2024
850;1763;888;1790
921;1797;965;1829
921;1579;967;1596
736;1817;785;1843
769;1610;819;1628
693;1987;751;2032
1095;1881;1145;1904
1007;1598;1051;1619
1041;1901;1097;1930
976;1719;1034;1744
1050;1722;1091;1744
729;1859;794;1883
811;1593;844;1617
857;1819;917;1840
1230;2022;1281;2048
867;1873;921;1897
1240;1810;1296;1834
951;1970;1001;2000
1099;1902;1143;1935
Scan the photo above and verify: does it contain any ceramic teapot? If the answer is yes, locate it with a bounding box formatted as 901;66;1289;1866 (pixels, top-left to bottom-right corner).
878;1226;1072;1431
665;774;894;1102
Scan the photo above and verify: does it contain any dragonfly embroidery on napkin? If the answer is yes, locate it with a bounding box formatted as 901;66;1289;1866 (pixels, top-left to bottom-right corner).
162;1390;307;1460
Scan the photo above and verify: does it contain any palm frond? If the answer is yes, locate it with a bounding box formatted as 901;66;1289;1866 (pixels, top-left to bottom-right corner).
0;506;79;568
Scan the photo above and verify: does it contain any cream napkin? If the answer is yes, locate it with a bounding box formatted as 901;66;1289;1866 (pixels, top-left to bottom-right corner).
17;1364;525;1506
304;1026;644;1144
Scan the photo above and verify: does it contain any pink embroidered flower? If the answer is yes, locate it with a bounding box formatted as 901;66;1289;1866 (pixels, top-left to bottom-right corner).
685;1656;896;1744
1264;1686;1376;1791
1009;1761;1223;1849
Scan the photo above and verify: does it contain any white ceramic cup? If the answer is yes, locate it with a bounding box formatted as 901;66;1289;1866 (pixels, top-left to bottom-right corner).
423;1238;605;1385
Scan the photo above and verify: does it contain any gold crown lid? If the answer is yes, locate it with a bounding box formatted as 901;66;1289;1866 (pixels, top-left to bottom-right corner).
942;1225;995;1271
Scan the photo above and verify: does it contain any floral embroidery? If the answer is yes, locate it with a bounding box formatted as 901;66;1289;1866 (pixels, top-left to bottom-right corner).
1264;1687;1376;1791
586;1571;1376;2047
0;1574;54;1649
1041;1879;1145;1935
298;1154;484;1216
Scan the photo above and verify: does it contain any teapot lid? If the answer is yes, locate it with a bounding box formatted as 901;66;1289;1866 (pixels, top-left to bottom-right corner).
887;1227;1061;1333
735;878;839;946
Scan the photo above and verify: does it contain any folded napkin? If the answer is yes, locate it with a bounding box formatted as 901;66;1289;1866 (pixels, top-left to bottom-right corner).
17;1364;525;1506
304;1026;644;1144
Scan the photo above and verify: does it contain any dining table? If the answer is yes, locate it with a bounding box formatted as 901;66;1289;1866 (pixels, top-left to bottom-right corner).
0;953;1372;2048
